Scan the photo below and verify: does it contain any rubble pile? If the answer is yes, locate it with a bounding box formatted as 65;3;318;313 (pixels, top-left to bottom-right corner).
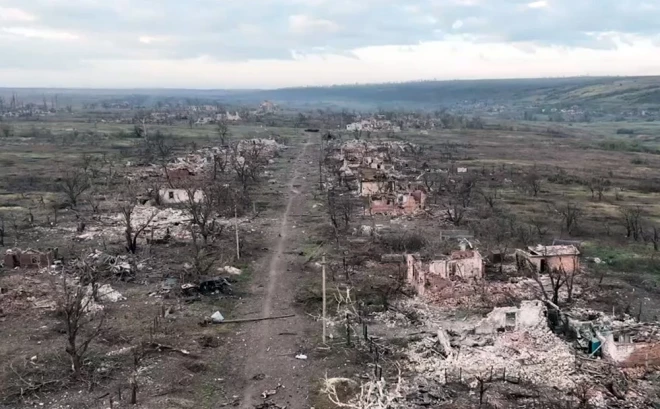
161;138;283;176
0;275;53;314
236;138;284;157
169;147;222;173
423;278;543;309
376;299;579;391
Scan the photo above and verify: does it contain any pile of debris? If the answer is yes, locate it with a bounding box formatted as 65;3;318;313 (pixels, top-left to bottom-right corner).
236;138;284;157
422;277;543;309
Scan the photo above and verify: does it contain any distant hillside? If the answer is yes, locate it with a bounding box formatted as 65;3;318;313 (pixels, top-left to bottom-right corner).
3;76;659;110
222;76;660;110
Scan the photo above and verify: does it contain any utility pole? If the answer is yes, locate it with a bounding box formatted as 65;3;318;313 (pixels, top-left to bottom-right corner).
235;204;240;260
319;134;324;191
322;253;327;343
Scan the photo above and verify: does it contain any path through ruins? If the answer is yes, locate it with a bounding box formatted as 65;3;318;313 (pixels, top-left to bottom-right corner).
223;136;319;409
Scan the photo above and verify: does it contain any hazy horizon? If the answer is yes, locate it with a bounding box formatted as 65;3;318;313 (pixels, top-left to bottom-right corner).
1;74;657;92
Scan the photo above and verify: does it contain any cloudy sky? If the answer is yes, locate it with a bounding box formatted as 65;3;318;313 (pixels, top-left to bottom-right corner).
1;0;660;88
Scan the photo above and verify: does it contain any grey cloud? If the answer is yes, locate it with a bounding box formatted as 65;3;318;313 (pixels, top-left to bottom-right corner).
0;0;659;69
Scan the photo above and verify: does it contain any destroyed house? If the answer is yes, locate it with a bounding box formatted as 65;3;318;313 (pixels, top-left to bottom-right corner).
548;306;660;368
359;168;394;197
159;188;205;204
168;168;196;183
406;250;484;295
4;248;54;269
516;244;580;274
367;189;426;216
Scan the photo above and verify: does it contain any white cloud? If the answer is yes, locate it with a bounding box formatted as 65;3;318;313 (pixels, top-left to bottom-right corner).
2;27;79;40
0;7;37;22
138;35;170;44
288;14;340;35
2;35;659;88
237;24;261;35
452;20;464;29
528;1;548;9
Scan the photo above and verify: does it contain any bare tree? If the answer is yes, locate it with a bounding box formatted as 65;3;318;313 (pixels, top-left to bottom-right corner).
54;260;106;375
479;187;499;209
523;167;542;197
0;123;12;138
620;206;643;241
588;176;611;201
184;183;232;245
211;149;230;181
443;177;475;226
529;256;577;305
231;141;266;204
187;227;221;278
136;131;177;187
216;120;230;146
327;186;354;236
57;169;91;208
530;216;550;239
118;193;158;254
101;153;118;188
554;201;582;236
133;111;149;139
475;373;492;405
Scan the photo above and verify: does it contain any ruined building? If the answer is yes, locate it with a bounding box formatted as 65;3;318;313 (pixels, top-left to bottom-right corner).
516;244;580;274
3;248;55;269
406;250;484;295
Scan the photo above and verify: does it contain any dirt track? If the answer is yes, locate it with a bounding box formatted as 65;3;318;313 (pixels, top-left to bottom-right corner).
223;136;320;409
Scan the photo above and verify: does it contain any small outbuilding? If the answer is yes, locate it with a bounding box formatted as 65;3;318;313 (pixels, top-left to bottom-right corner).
516;244;580;274
3;248;54;269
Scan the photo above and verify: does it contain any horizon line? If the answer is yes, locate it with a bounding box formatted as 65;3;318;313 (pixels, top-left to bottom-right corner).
0;74;657;93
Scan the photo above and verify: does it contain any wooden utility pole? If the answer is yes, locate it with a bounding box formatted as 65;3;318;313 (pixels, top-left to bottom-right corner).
235;205;240;260
319;134;324;191
322;254;327;343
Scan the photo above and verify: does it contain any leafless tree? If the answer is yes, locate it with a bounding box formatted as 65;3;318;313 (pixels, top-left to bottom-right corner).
0;123;12;138
523;167;542;197
187;227;221;278
216;120;230;146
184;183;232;245
133;111;149;139
475;373;492;405
79;154;96;176
444;197;468;226
645;225;660;251
553;201;582;236
421;172;448;202
101;153;118;188
231;141;266;204
588;176;611;201
479;187;499;209
136;131;177;187
620;206;643;241
57;169;91;208
327;186;354;235
530;216;550;239
529;256;577;305
443;177;475;226
54;260;106;375
118;191;158;254
211;149;231;181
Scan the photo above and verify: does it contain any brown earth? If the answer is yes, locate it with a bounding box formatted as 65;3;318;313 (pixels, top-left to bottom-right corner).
220;137;324;408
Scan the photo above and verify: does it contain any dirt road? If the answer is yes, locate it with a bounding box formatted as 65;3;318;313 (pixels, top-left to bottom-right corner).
223;137;320;409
